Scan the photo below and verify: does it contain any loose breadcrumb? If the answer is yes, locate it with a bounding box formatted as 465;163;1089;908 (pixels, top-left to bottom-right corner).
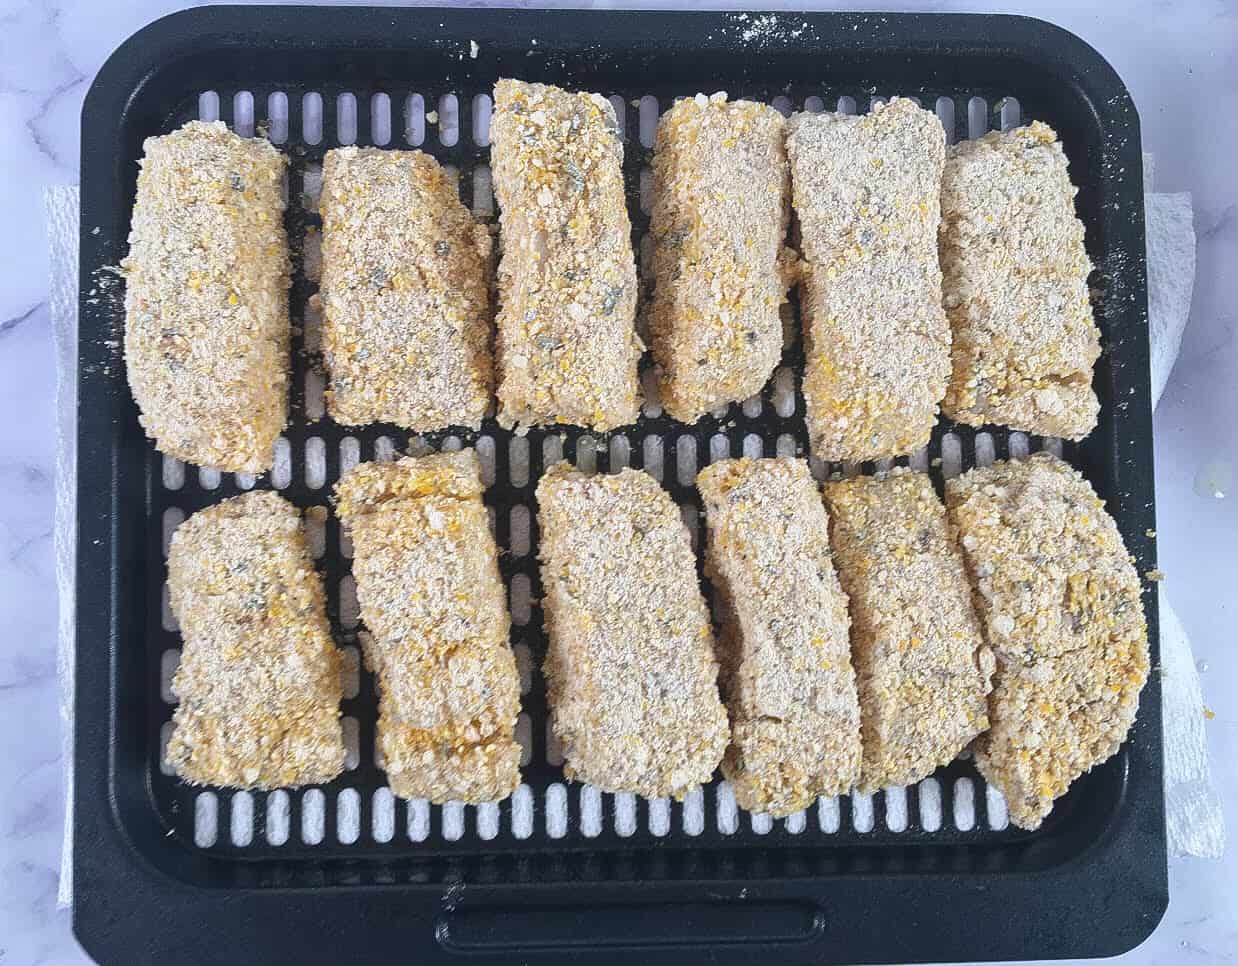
787;98;950;461
537;464;729;798
164;491;344;789
319;147;493;430
124;120;290;473
697;457;859;816
335;449;521;804
650;93;793;423
945;453;1148;829
491;79;642;432
939;122;1101;438
824;469;994;793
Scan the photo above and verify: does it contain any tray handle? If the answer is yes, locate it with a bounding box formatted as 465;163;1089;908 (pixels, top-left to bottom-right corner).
437;899;823;951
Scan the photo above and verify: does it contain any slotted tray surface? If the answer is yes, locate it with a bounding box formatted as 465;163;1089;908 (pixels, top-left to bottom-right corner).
154;82;1071;861
75;8;1165;965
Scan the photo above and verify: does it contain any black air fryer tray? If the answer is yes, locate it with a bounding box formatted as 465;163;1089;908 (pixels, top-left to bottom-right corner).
75;7;1166;964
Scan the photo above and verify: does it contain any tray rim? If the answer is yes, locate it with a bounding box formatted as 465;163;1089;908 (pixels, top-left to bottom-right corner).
73;6;1166;964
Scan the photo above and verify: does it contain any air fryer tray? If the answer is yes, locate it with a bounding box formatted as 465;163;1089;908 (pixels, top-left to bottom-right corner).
75;7;1166;964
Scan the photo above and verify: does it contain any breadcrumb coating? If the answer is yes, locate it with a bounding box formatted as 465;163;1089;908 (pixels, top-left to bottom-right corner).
165;491;344;789
945;453;1148;829
939;122;1101;438
319;147;493;430
537;465;729;798
697;457;860;816
491;79;642;432
124;120;290;473
824;469;994;793
787;98;950;461
335;450;521;803
650;93;793;423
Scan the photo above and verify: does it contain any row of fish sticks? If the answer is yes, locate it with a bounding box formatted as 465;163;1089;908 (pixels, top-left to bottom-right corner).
124;83;1100;473
165;449;1145;832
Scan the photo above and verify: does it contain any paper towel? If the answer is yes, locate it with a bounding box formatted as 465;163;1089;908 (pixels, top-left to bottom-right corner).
46;187;78;909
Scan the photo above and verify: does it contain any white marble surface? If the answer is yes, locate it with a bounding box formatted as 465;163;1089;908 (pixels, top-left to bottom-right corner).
0;1;1233;963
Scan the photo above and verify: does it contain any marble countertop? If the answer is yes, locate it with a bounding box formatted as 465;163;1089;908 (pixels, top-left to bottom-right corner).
1;1;1233;963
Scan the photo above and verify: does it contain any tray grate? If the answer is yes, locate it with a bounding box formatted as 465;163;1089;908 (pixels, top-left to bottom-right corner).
148;82;1079;860
75;11;1164;962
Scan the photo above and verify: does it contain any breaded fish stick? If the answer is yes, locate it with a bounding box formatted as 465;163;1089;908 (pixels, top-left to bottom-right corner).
164;491;344;789
536;465;728;798
697;457;859;816
939;122;1100;438
945;453;1148;829
335;449;521;803
319;147;493;430
787;98;949;462
491;79;642;432
124;120;290;472
824;469;994;793
650;93;792;422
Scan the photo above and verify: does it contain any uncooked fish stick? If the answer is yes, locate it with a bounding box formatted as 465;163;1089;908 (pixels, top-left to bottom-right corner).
335;449;521;804
124;120;290;473
940;122;1100;438
491;79;642;432
945;453;1148;830
697;457;859;816
537;465;729;798
786;98;949;461
650;93;792;423
824;469;994;794
320;147;493;430
164;491;344;789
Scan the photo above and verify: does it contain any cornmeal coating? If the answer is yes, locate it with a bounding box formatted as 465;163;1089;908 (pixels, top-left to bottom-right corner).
945;453;1148;829
824;469;994;793
536;465;728;798
697;457;859;816
335;449;521;804
650;93;792;423
124;120;290;472
319;147;493;430
787;98;949;461
164;491;344;789
491;79;642;432
940;122;1101;438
